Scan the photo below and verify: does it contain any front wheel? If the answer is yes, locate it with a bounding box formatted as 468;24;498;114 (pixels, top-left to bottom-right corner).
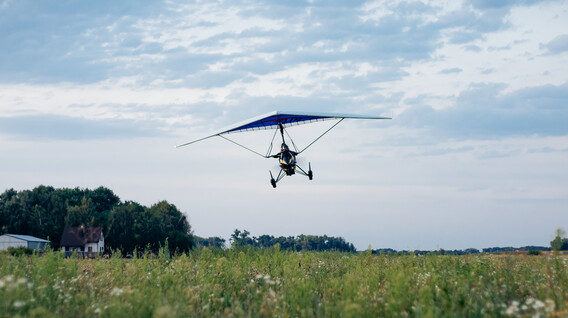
270;178;277;188
308;170;313;180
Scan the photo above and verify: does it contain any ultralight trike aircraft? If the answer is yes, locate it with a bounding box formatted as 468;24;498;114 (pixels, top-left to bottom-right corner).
176;111;390;188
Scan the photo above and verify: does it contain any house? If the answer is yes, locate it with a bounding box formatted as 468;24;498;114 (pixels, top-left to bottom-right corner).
60;226;104;258
0;234;50;251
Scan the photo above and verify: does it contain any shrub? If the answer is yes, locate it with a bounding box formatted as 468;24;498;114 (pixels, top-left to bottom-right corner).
6;247;35;256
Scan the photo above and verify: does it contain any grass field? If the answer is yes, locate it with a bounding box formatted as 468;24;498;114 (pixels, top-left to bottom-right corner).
1;248;567;317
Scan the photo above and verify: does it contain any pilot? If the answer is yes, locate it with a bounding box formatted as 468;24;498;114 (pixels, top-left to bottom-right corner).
271;143;296;158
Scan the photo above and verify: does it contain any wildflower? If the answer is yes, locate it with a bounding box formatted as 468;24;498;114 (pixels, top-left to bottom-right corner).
0;280;5;288
13;300;25;308
505;301;519;316
532;299;545;310
545;299;555;313
110;287;124;296
526;298;535;305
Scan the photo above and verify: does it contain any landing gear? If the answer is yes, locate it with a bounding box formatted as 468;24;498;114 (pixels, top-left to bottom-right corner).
269;170;284;188
294;162;313;181
269;171;277;188
269;164;313;188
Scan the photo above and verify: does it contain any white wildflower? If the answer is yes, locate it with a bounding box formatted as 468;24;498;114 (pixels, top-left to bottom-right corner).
526;297;535;305
545;299;555;313
505;301;519;316
13;300;25;308
0;280;5;288
533;299;545;310
110;287;124;296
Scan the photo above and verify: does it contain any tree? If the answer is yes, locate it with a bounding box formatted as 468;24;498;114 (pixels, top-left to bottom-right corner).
194;236;226;249
551;228;568;251
148;201;192;237
145;201;194;254
230;229;254;247
84;186;120;234
107;201;144;254
0;188;27;234
65;197;97;227
167;230;194;254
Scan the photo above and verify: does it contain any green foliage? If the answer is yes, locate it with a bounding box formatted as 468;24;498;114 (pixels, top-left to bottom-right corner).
230;228;356;252
0;186;194;254
3;247;35;256
106;201;194;256
0;250;566;317
551;228;568;251
194;235;226;249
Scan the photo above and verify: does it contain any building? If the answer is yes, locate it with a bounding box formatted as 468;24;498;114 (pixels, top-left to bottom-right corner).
0;234;50;251
60;226;104;258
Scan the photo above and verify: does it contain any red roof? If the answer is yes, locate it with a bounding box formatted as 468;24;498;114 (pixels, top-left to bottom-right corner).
60;227;103;247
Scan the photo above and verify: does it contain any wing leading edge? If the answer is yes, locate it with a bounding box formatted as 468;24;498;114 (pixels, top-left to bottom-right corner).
176;111;391;148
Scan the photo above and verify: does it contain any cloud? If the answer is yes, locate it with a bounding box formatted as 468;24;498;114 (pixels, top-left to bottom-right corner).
541;34;568;55
1;0;567;143
439;68;462;74
0;0;520;86
471;0;541;10
398;82;568;139
0;114;164;140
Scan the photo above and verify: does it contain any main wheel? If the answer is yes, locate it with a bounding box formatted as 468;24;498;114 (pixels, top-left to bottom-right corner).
270;178;277;188
308;170;313;180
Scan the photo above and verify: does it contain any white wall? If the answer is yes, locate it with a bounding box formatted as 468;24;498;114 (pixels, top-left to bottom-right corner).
0;235;26;250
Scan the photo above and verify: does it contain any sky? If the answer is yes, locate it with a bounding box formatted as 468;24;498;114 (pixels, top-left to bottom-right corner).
1;0;567;251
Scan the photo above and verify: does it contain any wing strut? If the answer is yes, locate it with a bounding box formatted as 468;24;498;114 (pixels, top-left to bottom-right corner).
284;128;300;153
298;118;344;154
218;127;280;158
218;135;270;158
265;128;279;157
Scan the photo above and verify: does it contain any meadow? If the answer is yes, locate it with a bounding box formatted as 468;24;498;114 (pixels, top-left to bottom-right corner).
1;248;567;317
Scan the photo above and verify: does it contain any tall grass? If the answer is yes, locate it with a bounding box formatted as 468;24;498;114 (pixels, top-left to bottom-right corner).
1;248;566;317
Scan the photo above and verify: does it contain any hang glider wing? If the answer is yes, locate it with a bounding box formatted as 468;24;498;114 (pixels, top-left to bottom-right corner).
175;111;391;148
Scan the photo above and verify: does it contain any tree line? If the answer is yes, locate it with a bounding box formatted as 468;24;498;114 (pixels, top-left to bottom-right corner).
372;246;551;255
0;185;194;255
228;229;356;252
3;186;564;255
